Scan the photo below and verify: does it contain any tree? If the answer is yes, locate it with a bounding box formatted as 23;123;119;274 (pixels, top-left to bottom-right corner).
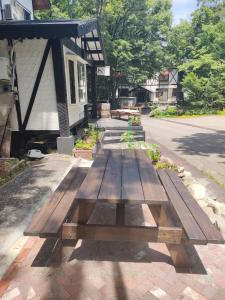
35;0;172;100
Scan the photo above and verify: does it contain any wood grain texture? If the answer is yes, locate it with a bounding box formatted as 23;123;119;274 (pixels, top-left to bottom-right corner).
24;165;81;236
40;168;88;237
157;169;206;243
167;170;224;244
98;150;122;202
75;150;109;202
136;150;168;204
62;223;183;244
121;149;144;203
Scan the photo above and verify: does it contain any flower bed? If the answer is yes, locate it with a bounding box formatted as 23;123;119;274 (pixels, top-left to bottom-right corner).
73;126;100;160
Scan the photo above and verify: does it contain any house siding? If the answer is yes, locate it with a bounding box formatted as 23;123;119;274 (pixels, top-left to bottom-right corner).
63;43;88;127
11;39;59;131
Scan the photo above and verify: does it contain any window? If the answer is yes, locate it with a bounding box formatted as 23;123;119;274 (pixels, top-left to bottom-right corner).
68;60;76;104
159;73;169;84
24;9;31;20
119;88;129;97
172;88;177;97
77;62;86;103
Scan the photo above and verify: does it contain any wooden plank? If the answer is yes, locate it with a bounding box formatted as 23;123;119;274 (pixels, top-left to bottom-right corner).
40;168;88;237
121;149;144;203
167;170;224;244
75;150;109;202
135;150;168;204
116;203;125;225
24;165;81;236
62;223;183;244
98;150;122;202
157;169;207;243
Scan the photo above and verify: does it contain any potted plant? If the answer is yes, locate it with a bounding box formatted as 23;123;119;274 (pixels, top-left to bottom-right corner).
73;126;100;160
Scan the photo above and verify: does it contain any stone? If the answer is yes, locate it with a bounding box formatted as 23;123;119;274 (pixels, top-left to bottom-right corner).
215;215;225;235
177;166;185;173
178;172;185;178
57;136;75;155
188;183;207;200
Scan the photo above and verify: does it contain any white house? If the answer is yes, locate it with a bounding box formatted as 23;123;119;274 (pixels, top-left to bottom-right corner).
0;19;106;156
118;69;179;105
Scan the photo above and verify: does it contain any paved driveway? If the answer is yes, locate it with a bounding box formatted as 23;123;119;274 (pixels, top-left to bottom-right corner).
142;116;225;185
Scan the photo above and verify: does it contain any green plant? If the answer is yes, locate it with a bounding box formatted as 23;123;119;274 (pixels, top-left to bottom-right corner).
146;144;161;162
149;107;177;118
120;131;135;149
155;161;178;171
128;115;141;126
75;139;95;150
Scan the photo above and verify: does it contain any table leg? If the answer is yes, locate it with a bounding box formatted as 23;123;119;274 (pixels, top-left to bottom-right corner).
58;202;96;263
116;203;125;225
149;205;191;268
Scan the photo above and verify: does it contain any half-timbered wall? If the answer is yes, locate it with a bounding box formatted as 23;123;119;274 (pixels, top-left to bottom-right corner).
11;39;59;131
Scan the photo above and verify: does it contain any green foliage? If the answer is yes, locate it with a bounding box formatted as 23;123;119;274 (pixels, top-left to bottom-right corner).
149;106;177;118
146;144;161;162
167;0;225;110
155;161;178;171
128;115;141;126
120;131;135;149
75;126;99;150
35;0;172;101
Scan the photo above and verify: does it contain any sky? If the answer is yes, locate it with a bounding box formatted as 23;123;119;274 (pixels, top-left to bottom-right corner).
172;0;198;25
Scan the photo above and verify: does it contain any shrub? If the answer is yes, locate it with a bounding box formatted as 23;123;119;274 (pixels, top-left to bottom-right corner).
149;106;177;118
146;144;161;162
155;161;178;171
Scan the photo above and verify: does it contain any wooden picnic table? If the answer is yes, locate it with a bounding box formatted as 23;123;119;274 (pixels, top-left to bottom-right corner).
25;149;224;267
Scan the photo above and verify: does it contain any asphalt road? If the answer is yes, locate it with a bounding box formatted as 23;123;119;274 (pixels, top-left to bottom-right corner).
142;115;225;185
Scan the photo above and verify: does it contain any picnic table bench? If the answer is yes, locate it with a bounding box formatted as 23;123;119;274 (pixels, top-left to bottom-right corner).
24;149;224;267
111;109;141;119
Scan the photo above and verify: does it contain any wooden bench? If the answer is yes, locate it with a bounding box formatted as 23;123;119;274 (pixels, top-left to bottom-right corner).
111;109;141;119
158;169;224;244
24;166;89;264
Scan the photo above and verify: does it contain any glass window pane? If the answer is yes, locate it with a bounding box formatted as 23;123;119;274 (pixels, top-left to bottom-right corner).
77;62;86;103
68;60;76;104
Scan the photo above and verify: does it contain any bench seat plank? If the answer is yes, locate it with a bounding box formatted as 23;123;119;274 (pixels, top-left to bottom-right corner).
157;169;207;244
166;170;224;244
24;165;81;236
136;150;168;204
40;167;88;237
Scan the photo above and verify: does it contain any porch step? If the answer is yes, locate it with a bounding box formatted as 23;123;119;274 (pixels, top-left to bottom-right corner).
104;130;145;137
102;126;143;131
103;135;145;144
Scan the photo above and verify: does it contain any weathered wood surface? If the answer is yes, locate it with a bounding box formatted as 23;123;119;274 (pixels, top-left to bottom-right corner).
157;169;207;244
76;149;168;205
24;167;88;237
166;169;224;244
62;223;183;244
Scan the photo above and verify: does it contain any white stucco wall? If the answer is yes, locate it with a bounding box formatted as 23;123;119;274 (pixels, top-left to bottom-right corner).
11;39;59;131
0;0;34;20
63;44;88;127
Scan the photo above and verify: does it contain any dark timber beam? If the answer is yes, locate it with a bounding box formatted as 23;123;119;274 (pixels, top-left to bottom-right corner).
22;39;52;130
52;38;70;137
91;66;97;119
62;38;83;58
82;37;100;42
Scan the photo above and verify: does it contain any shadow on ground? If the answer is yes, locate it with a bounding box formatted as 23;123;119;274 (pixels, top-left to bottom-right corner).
173;131;225;159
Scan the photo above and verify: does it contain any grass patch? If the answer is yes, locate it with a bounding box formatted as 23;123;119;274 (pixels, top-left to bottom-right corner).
202;170;225;190
0;160;27;187
149;106;225;118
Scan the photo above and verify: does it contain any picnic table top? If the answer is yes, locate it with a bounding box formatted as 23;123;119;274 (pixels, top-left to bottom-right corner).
76;149;168;204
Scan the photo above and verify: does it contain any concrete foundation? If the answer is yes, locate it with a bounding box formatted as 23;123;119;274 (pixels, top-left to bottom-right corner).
57;136;74;155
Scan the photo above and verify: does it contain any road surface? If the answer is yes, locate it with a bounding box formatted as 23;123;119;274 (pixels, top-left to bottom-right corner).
142;115;225;185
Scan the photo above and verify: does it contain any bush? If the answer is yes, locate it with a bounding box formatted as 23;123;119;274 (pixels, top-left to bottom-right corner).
75;126;99;150
149;106;177;118
146;144;161;162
